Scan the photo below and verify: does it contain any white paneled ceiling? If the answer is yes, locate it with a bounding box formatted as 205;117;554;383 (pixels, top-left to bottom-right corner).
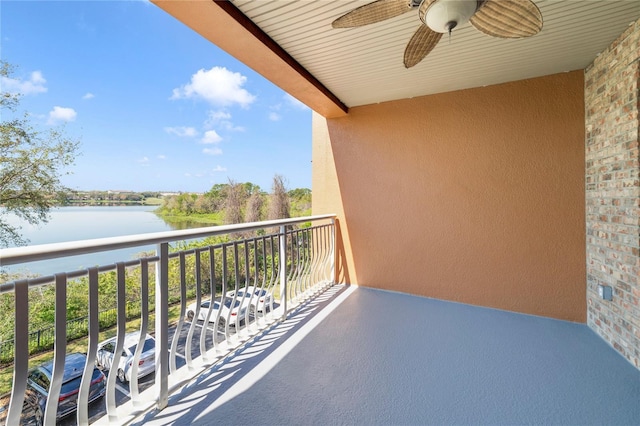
232;0;640;108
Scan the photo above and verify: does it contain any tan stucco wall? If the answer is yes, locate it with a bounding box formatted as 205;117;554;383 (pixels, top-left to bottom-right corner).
313;71;586;322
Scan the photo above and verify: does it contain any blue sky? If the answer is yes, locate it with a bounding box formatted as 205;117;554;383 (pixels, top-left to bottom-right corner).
1;0;313;193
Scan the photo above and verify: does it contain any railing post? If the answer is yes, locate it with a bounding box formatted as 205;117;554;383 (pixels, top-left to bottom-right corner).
279;225;287;320
155;242;169;410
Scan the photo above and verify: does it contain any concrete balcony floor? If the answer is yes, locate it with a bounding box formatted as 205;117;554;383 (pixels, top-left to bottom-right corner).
133;285;640;425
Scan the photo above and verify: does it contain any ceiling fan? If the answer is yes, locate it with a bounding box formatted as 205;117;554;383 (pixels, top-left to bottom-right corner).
332;0;543;68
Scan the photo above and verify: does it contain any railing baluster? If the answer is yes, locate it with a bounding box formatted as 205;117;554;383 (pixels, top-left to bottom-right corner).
330;218;336;284
220;244;230;344
298;229;306;299
7;280;28;426
230;242;241;339
293;229;302;303
170;252;186;374
185;251;201;368
254;237;265;325
302;228;312;297
105;264;126;422
78;267;99;423
310;226;320;292
319;225;329;286
320;225;328;286
241;240;251;334
297;230;305;298
279;226;287;320
325;224;333;288
201;246;215;357
44;273;68;425
266;235;277;320
286;230;295;305
130;259;149;404
298;229;307;302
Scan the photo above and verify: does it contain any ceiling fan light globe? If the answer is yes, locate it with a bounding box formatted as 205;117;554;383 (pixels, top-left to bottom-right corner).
420;0;478;33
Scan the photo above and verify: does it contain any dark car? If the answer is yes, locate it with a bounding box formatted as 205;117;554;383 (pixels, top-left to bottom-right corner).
25;352;106;421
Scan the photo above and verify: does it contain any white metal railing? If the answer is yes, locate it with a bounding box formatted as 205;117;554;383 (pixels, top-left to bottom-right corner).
0;215;336;425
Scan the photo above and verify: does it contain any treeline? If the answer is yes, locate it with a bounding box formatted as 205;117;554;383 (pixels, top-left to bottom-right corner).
157;175;312;224
64;190;163;205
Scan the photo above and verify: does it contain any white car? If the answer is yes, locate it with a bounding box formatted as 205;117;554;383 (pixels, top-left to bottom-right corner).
228;286;273;313
96;332;155;383
186;298;247;326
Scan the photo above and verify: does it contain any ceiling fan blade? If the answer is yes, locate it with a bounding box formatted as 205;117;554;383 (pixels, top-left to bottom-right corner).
470;0;543;38
404;25;443;68
332;0;413;29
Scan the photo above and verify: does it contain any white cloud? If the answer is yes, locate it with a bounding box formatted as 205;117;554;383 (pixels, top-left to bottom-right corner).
284;93;309;110
201;130;222;144
47;106;77;124
184;172;192;177
82;92;94;100
203;147;223;156
1;70;47;95
209;110;231;121
171;67;256;107
212;165;227;172
157;154;166;160
164;126;198;137
205;109;245;132
138;157;150;166
269;112;281;121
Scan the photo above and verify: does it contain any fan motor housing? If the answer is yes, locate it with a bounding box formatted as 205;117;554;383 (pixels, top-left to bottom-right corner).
420;0;479;33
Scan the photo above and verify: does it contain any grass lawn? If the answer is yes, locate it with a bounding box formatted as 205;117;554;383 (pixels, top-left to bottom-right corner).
143;197;164;206
156;212;222;225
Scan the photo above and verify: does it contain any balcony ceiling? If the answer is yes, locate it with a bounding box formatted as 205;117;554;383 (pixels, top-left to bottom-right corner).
154;0;640;116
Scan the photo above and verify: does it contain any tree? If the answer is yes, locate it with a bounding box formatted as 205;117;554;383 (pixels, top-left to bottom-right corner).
193;193;215;214
0;61;80;247
245;187;264;223
223;179;244;225
267;174;290;220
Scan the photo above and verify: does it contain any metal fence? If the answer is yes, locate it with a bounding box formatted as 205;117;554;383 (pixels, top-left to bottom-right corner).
0;303;142;364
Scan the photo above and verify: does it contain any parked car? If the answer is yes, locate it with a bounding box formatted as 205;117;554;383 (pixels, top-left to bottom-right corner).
96;332;156;383
227;286;273;313
25;352;106;422
186;298;247;326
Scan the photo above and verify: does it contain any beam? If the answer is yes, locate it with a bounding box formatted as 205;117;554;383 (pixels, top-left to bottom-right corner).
152;0;349;118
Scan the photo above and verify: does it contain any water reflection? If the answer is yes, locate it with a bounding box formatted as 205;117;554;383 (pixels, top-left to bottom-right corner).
1;206;217;277
161;218;217;230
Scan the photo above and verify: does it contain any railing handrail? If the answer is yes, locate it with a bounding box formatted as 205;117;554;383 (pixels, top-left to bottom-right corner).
0;214;336;266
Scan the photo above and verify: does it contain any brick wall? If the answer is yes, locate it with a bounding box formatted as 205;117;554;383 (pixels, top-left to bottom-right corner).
585;19;640;369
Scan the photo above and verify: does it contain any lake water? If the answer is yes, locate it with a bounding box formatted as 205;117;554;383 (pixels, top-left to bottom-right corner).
1;206;212;277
